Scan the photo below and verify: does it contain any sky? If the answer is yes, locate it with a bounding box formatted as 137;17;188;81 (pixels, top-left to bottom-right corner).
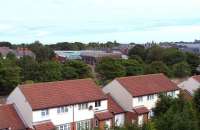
0;0;200;44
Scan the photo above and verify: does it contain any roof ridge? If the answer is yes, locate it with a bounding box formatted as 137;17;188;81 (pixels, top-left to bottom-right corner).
19;78;93;88
116;73;164;80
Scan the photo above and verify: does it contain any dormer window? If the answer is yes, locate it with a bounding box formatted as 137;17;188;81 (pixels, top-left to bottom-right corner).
95;101;101;107
57;106;68;114
41;109;49;117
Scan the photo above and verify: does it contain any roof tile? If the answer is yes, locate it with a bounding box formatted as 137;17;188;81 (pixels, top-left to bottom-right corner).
0;104;26;130
116;73;179;97
20;79;106;110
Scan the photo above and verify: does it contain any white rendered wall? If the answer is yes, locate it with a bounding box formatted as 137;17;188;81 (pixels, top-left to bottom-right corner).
133;94;158;109
32;100;108;125
33;106;73;125
114;113;125;126
138;115;143;125
133;90;180;110
103;80;133;111
7;87;33;128
105;119;112;128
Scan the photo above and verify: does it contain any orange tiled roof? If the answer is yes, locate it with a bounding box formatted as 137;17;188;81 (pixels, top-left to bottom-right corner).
20;79;106;110
34;121;55;130
107;94;124;114
0;104;26;130
117;73;179;97
95;111;113;121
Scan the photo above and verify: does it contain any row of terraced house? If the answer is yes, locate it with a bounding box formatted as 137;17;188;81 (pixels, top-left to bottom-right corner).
0;73;181;130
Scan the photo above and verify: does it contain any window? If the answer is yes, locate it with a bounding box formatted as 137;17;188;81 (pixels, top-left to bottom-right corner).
77;120;90;130
78;103;88;110
41;109;49;117
95;101;101;107
138;97;143;102
147;95;154;100
149;110;154;118
171;91;175;97
95;119;99;127
57;124;70;130
57;106;68;114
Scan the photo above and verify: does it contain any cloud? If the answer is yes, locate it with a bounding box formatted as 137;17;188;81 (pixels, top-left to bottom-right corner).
0;0;200;43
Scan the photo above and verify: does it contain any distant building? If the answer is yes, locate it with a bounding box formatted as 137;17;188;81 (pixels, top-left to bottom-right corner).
54;51;82;62
80;50;122;65
0;47;35;59
15;47;36;59
0;47;15;59
112;44;135;55
178;75;200;99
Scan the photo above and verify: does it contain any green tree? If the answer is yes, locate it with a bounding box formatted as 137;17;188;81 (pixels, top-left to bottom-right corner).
162;48;186;66
96;58;126;83
186;52;200;74
128;45;146;60
129;55;144;64
146;46;164;63
37;61;62;82
17;56;39;81
62;66;78;79
120;59;144;76
6;52;16;61
173;61;191;78
145;61;172;77
193;88;200;112
63;60;92;79
0;59;21;95
155;96;199;130
153;94;175;117
29;41;55;62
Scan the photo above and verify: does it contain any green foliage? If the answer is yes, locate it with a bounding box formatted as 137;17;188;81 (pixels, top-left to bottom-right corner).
49;42;86;50
128;45;146;60
146;46;164;63
6;52;16;61
17;56;39;81
0;42;12;47
153;94;175;117
193;88;200;112
145;61;172;77
0;59;21;95
29;41;55;62
120;59;144;76
37;61;62;82
154;95;200;130
96;58;126;83
62;60;92;79
129;55;144;64
186;52;200;74
172;61;191;78
162;48;186;66
115;122;155;130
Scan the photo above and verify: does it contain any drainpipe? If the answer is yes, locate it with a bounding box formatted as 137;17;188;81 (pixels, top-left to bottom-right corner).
72;105;75;130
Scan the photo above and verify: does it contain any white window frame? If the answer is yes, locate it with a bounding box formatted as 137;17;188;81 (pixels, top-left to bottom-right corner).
147;95;154;101
78;103;88;110
41;109;49;117
95;101;101;107
171;91;175;97
77;120;90;130
57;106;68;114
57;123;70;130
138;97;143;102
